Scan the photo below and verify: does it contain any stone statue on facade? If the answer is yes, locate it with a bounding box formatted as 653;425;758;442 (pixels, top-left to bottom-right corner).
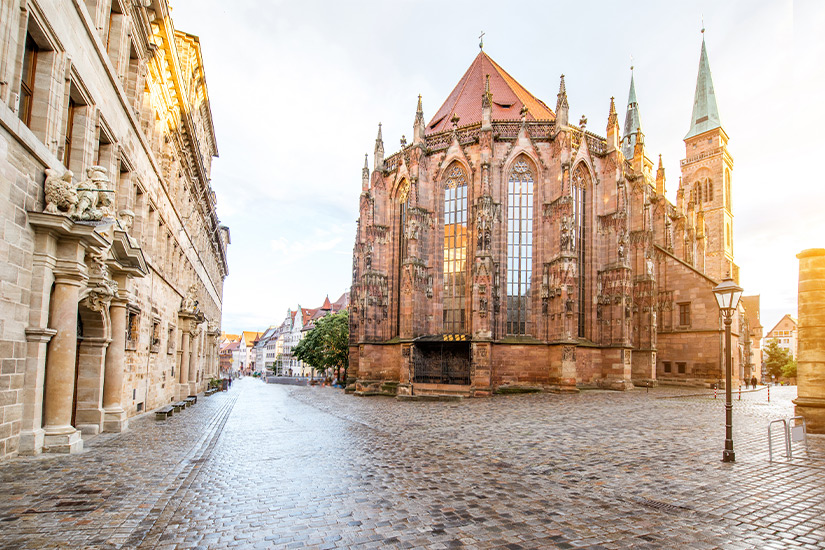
181;284;199;313
43;168;78;216
83;247;117;313
117;209;140;247
74;166;115;221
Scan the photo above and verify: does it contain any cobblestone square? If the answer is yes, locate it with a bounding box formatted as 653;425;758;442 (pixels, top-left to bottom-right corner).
1;378;823;549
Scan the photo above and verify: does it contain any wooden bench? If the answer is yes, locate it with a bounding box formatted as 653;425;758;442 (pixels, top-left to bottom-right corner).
205;388;217;396
184;396;197;406
155;406;174;420
172;401;186;412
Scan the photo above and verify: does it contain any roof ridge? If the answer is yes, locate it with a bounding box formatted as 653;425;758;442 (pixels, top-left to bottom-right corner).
426;51;554;134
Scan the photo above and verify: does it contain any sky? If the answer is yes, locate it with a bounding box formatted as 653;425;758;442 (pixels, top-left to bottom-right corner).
169;0;824;336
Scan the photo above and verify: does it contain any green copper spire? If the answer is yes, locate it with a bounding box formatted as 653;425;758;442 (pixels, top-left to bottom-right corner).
685;35;722;139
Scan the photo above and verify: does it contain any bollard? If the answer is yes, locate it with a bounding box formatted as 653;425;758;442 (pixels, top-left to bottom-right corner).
715;385;718;399
768;385;770;403
739;386;741;401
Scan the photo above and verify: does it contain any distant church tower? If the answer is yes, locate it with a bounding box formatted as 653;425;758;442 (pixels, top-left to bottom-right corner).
680;33;737;282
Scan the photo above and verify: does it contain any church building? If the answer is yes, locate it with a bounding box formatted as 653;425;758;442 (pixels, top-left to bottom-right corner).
349;36;755;396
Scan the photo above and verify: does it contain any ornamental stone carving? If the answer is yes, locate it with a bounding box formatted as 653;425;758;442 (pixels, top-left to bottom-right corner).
84;279;117;313
474;196;500;253
44;169;78;216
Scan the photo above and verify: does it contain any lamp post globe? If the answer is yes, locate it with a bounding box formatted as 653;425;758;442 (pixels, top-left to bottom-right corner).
713;276;743;463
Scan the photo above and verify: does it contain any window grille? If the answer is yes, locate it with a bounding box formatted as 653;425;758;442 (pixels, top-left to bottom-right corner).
126;310;139;349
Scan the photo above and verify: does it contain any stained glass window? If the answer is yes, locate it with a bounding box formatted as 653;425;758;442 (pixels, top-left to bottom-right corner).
443;165;467;335
573;166;588;338
506;159;533;335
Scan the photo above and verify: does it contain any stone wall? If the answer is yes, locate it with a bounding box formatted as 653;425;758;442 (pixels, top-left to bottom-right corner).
655;250;737;386
491;343;549;388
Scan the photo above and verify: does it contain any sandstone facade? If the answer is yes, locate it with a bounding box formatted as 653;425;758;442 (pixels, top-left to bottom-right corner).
0;0;228;459
349;39;754;397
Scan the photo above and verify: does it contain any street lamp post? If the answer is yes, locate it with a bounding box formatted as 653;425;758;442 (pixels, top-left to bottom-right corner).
713;276;744;463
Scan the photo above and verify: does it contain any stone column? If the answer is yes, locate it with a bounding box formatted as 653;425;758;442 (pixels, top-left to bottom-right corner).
794;248;825;433
103;300;128;432
188;327;199;395
42;275;84;454
19;328;56;455
178;327;190;400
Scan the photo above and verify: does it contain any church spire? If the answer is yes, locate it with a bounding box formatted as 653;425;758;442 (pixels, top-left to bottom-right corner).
656;154;666;195
413;95;425;145
606;96;619;152
621;67;643;159
685;33;722;139
555;74;568;128
362;153;370;191
374;123;384;172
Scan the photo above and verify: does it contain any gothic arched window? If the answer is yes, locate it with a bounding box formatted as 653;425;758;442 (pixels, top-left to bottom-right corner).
443;164;468;335
396;179;410;333
506;159;533;335
572;165;589;338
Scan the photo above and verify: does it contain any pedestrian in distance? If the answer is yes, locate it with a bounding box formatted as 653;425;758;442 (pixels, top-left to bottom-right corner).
751;375;757;389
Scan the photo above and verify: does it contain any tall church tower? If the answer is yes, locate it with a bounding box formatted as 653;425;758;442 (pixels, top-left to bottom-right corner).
680;33;737;282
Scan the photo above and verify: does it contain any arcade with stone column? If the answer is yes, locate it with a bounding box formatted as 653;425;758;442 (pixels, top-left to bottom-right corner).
0;0;228;460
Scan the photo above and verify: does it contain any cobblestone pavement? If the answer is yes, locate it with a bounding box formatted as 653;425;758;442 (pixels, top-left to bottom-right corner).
0;379;823;549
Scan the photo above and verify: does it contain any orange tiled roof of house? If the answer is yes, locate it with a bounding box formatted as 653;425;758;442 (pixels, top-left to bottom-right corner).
241;331;263;347
427;51;554;134
221;332;240;342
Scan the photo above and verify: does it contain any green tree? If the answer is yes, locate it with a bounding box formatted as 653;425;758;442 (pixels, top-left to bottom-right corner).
293;311;349;383
763;339;793;380
782;357;797;380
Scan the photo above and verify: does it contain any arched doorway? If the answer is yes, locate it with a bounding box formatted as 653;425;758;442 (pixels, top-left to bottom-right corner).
73;300;110;435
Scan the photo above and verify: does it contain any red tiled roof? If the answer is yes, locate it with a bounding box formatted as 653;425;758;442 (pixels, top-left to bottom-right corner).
427;51;554;134
332;292;349;311
321;295;332;310
301;308;314;325
221;341;240;352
